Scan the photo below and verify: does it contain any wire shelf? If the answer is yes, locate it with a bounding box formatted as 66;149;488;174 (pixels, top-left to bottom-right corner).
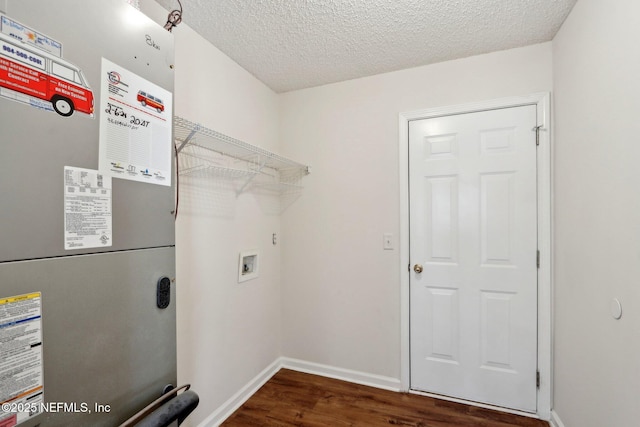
174;116;310;176
179;164;257;179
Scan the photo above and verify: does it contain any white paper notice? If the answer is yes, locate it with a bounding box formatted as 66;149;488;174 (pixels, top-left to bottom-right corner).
64;166;112;250
0;292;44;427
98;58;172;186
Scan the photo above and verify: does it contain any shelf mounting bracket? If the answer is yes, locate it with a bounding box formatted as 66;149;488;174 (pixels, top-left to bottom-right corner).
175;124;200;154
236;160;266;194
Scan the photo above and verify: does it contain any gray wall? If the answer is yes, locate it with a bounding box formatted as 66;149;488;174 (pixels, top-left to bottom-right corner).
139;2;283;425
553;0;640;425
143;0;640;425
279;43;553;380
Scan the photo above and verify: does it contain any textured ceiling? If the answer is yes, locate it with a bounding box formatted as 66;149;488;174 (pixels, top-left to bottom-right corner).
154;0;577;93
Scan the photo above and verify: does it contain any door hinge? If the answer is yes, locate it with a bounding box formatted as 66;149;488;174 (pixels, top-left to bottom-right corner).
536;370;541;388
536;250;540;269
533;125;543;146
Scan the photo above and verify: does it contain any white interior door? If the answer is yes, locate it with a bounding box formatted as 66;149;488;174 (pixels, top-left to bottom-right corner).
409;105;538;412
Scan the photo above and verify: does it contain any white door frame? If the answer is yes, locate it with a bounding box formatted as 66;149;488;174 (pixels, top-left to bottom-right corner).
398;93;552;420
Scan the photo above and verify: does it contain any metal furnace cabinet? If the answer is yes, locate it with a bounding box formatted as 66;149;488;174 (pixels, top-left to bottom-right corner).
0;1;177;425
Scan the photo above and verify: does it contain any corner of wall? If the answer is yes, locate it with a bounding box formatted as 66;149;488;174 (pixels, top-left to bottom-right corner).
196;356;404;426
549;410;566;427
195;359;282;427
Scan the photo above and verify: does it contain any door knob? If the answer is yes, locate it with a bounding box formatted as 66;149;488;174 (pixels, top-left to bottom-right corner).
413;264;423;273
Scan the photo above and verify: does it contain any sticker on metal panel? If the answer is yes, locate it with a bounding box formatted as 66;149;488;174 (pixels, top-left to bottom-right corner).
64;166;113;250
0;13;94;117
0;292;44;426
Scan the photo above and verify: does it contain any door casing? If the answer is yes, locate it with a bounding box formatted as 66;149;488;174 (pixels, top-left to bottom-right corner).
398;93;552;420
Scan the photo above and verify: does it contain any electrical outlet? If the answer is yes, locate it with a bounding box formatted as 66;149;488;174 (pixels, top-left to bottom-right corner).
383;233;393;250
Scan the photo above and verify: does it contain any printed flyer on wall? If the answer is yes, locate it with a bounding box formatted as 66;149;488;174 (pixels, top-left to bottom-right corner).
98;58;172;186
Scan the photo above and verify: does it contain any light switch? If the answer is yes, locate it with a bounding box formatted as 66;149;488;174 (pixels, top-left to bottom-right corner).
383;233;393;250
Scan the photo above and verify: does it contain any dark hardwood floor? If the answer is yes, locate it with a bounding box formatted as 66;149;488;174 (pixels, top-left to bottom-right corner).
222;369;549;426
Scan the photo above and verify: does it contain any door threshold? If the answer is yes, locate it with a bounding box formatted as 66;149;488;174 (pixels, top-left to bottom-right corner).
408;389;541;420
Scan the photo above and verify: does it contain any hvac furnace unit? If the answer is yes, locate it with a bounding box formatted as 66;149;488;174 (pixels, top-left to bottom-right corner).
0;1;180;425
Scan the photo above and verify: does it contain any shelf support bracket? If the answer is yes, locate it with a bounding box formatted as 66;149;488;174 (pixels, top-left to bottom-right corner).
237;161;266;194
175;124;200;153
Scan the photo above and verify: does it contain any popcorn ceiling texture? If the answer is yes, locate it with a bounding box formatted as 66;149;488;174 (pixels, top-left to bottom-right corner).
155;0;576;93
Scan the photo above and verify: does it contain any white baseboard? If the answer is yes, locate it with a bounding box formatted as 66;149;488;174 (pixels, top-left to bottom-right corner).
197;357;556;427
549;410;566;427
197;357;403;426
280;357;402;392
196;358;281;427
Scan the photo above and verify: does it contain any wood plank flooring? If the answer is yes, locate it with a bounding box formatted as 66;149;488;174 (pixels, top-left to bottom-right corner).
222;369;548;427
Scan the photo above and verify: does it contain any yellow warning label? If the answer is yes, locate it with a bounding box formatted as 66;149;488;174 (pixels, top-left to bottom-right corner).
0;292;41;306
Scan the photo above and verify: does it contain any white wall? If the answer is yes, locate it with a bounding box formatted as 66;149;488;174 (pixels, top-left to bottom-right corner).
140;2;282;426
552;1;640;426
279;43;553;380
